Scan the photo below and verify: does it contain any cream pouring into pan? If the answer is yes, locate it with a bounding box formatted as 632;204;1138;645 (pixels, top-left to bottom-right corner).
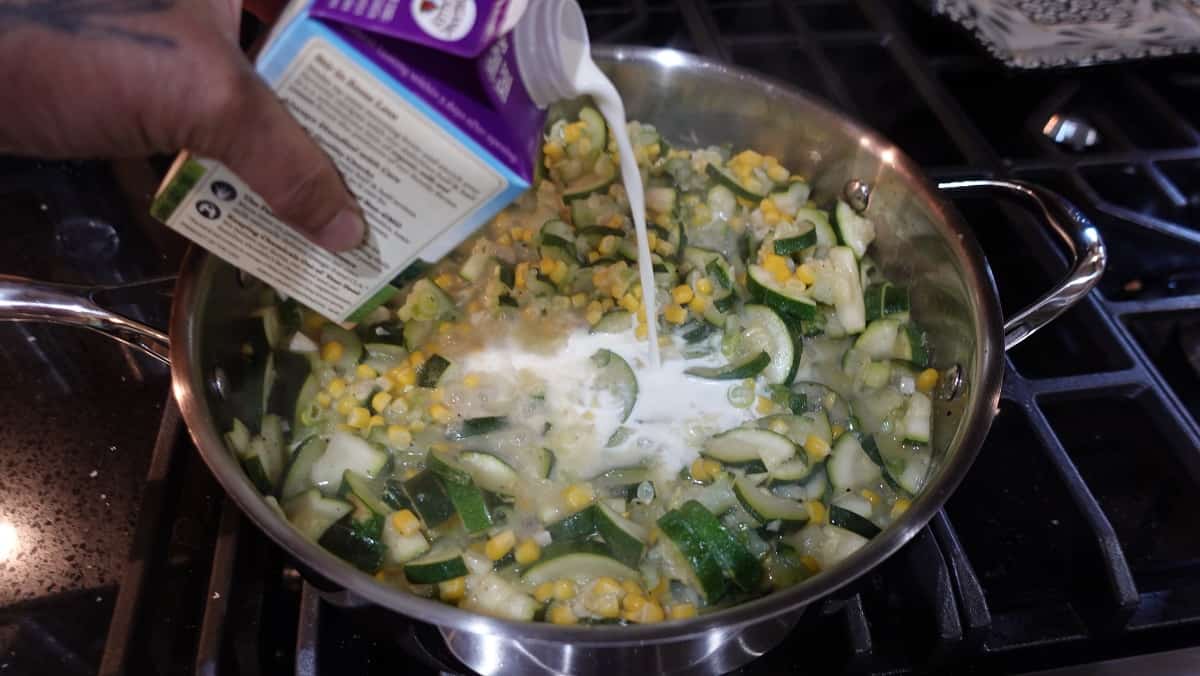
0;47;1103;675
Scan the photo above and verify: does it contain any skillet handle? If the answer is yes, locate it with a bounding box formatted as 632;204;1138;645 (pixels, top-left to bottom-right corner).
0;274;173;364
936;179;1106;351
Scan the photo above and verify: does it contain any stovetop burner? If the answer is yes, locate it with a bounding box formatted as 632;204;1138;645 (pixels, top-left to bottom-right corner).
3;1;1200;675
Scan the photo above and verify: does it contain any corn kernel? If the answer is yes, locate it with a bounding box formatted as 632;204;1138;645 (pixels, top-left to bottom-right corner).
539;257;557;276
434;273;456;290
804;434;831;462
767;164;790;183
669;603;698;620
649;575;669;600
605;213;625;229
553;579;576;601
548;602;578;625
585;306;604;326
860;489;881;507
563;483;595;510
408;351;426;368
409;419;426;433
763;254;792;284
335;396;358;416
733;149;764;168
428;403;452;425
799;554;822;573
327;377;348;398
695;277;714;295
916;368;939;394
437;321;454;336
571;293;588;308
549;261;569;285
688;295;709;313
463;373;481;388
321;341;344;363
636;305;647;324
386;425;413;448
664;303;687;325
485;530;516;561
515;538;541;565
346;406;371;428
891;498;912;519
515;262;529;289
622;593;646;612
671;284;695;305
316;392;332;408
831;424;845;439
795;263;816;285
621;579;643;597
690;458;722;483
497;233;512;246
391;509;421;536
534;581;556;603
439;576;466;602
371;391;392;413
393;366;417;387
635;324;649;340
756;396;775;415
598;235;619;256
806;499;827;524
542;141;564;159
563;122;583;143
587;251;601;263
353;364;376;380
368;414;385;429
647;232;659;250
624;600;665;624
619;293;640;313
592;576;622;597
430;387;445;403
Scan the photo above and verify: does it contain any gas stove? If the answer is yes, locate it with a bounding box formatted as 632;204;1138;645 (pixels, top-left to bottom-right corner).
3;1;1200;674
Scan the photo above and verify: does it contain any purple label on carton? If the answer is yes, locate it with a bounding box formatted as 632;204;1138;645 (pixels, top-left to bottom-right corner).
311;0;512;58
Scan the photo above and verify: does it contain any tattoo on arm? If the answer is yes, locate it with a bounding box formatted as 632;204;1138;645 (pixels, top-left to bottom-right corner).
0;0;179;47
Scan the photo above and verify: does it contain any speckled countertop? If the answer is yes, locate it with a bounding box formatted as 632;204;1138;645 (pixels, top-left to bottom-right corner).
0;157;187;668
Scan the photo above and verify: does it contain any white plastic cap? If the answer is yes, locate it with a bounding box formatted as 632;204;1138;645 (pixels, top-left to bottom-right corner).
512;0;591;108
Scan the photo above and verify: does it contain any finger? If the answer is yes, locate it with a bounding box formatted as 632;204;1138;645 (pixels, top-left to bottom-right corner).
190;66;365;252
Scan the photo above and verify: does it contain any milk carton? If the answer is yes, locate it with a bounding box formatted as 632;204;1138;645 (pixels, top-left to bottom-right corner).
152;0;582;321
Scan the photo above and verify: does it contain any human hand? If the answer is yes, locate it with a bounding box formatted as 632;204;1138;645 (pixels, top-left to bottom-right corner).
0;0;364;251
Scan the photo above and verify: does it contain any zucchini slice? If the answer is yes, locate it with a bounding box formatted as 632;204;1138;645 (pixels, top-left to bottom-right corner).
828;247;866;334
547;506;598;542
732;477;811;526
864;283;910;322
449;416;509;439
703;427;797;471
458;451;520;496
705;163;766;201
417;354;452;388
832;200;875;259
591;349;638;422
747;265;818;320
402;469;455;527
404;544;469;584
677;500;763;591
827;433;883;493
381;518;430;565
591;310;633;334
828;504;881;539
283;488;353;541
736;304;798;385
854;319;901;360
520;542;640;586
657;510;727;603
685;351;771;380
903;392;932;444
537;448;556;480
594;501;648;567
309;430;389;492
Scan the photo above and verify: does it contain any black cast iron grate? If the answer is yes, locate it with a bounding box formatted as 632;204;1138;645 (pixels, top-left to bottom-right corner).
90;1;1200;675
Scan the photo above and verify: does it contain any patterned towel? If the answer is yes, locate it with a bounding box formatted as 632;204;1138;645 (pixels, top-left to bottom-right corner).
932;0;1200;68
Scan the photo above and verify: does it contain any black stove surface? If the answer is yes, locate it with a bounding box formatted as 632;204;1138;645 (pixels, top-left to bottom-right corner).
3;2;1200;675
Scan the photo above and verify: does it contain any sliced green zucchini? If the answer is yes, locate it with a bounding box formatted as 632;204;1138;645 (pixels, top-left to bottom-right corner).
591;310;632;334
747;265;818;320
591;349;638;422
832;200;875;259
449;416;508;439
657;510;727;603
827;433;883;493
404;319;435;352
773;229;818;255
417;354;452;388
894;445;932;496
537;448;556;479
732;477;811;526
339;470;393;520
705;164;766;201
736;304;798;385
677;500;763;591
685;350;770;380
703;427;797;470
577;106;607;162
828;247;866;334
225;418;251;455
769;181;812;217
404;544;469;584
547;506;597;542
309;430;389;492
458;451;520;496
681;320;717;344
319;517;385;573
399;278;456;322
594;501;648;567
563;161;618;202
893;324;930;368
381;518;430;565
592;465;653;499
767;457;813;484
854;319;901;360
402;469;455;527
283;488;353;541
828;504;882;538
864;283;910;322
520;541;640;586
903;392;932;444
443;480;493;533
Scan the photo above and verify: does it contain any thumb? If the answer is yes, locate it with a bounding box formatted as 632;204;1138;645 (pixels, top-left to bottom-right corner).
191;68;365;252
